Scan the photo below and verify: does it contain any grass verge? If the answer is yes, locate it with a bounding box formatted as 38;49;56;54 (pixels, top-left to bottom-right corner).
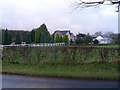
2;62;119;81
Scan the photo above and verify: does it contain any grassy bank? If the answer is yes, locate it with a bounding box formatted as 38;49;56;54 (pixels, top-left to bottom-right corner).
2;46;120;80
2;62;119;80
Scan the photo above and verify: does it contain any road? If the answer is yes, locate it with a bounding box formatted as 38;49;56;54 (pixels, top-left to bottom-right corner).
2;74;119;88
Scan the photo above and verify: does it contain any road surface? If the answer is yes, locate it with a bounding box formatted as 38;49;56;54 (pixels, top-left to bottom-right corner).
2;74;119;88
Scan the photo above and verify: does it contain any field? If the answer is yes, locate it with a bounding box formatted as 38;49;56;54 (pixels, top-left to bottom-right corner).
2;45;120;80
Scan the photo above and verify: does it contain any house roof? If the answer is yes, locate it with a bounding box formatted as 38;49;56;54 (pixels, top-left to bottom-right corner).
96;35;104;40
95;35;112;41
54;30;70;35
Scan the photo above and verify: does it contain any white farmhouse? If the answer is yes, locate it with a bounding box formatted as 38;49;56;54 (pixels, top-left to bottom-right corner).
94;35;112;44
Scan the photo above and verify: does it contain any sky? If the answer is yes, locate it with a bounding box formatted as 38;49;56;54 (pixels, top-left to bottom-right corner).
0;0;118;35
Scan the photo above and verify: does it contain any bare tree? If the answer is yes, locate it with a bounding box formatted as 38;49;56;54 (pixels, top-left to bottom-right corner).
72;0;120;12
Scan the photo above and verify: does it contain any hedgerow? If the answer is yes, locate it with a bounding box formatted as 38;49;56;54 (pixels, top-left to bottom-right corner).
2;46;120;65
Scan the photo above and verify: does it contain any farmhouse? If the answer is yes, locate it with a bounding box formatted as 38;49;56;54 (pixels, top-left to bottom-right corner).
93;35;112;44
53;30;75;42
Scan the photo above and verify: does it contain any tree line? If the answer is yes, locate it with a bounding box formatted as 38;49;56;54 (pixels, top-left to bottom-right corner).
2;24;69;45
2;23;119;45
2;24;50;45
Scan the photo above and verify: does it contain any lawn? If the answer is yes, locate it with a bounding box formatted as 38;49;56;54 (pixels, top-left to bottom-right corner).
2;62;119;80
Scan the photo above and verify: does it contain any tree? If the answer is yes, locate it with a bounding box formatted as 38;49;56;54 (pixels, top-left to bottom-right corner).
60;36;63;43
40;31;46;43
75;37;83;44
40;28;51;43
93;39;99;44
110;33;119;44
70;39;74;44
62;35;69;44
51;34;54;43
15;32;21;44
30;29;35;43
77;33;86;38
104;31;114;38
75;33;93;44
55;34;60;43
0;30;2;45
75;33;85;44
25;32;31;44
35;24;45;43
44;30;51;43
102;32;120;44
118;34;120;44
72;0;120;12
9;32;12;44
35;24;51;43
22;32;26;42
3;29;11;45
94;31;102;37
84;35;93;44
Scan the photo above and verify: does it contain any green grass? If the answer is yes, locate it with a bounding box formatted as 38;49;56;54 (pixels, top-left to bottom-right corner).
95;45;119;48
2;62;119;80
2;45;120;80
75;45;119;48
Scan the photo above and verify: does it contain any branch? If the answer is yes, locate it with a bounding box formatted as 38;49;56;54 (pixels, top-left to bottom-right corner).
72;0;120;12
79;0;105;4
111;1;120;4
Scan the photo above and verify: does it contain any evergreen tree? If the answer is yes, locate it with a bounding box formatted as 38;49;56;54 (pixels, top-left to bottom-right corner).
40;31;45;43
2;30;4;45
59;36;62;43
9;32;12;44
35;24;51;43
84;35;93;44
55;34;60;43
75;33;86;44
15;32;21;44
3;29;10;45
75;37;83;44
110;33;119;44
93;39;99;44
0;30;2;45
25;32;31;44
75;33;93;44
44;30;51;43
51;34;54;43
30;29;35;43
22;33;26;42
62;35;69;44
40;27;51;43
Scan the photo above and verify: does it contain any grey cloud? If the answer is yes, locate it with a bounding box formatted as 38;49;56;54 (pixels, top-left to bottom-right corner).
1;0;118;35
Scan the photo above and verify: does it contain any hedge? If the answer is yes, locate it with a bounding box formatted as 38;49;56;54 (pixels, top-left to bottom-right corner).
2;46;120;65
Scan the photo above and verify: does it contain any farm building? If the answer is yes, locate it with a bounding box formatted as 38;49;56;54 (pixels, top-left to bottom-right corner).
53;30;75;42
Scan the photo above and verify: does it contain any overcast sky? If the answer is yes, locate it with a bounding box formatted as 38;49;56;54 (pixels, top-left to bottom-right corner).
0;0;118;35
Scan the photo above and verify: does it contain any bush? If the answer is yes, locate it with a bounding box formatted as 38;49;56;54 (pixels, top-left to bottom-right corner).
2;46;119;65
